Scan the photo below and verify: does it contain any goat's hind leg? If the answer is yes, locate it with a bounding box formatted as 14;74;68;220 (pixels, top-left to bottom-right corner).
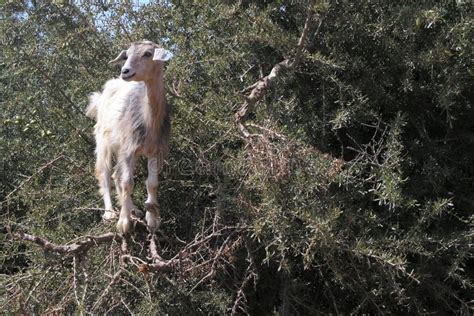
145;157;161;233
95;142;115;220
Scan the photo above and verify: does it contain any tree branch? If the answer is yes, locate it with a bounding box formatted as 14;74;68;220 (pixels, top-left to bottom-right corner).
231;241;257;315
234;4;320;137
147;234;178;272
15;231;121;256
14;225;244;277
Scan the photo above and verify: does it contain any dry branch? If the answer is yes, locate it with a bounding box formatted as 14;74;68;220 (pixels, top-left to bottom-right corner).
15;231;121;256
146;235;178;273
234;4;321;137
10;208;247;315
14;224;245;278
231;242;257;315
15;230;180;273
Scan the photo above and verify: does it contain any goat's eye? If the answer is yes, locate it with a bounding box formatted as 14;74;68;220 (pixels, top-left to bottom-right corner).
144;51;152;57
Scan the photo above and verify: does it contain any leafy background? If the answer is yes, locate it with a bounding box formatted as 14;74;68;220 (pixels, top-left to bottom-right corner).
1;0;472;314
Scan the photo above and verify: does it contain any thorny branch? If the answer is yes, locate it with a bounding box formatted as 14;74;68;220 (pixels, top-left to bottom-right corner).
2;155;66;203
231;240;258;315
11;217;247;313
234;4;322;137
14;220;245;277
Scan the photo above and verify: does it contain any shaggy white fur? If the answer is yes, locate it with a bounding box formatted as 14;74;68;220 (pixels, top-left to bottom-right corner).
87;41;172;234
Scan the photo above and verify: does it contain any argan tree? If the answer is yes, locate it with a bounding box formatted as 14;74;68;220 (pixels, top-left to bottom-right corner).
1;1;472;314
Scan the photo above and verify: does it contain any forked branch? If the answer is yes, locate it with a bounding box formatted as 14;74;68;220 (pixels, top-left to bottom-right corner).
14;223;244;277
234;4;322;137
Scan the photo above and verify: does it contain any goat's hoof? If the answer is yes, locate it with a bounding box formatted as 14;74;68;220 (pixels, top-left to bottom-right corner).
116;216;132;235
131;208;144;219
102;211;117;221
145;202;160;233
145;211;161;233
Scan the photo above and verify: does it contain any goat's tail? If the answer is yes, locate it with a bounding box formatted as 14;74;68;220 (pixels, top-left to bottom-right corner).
86;92;101;119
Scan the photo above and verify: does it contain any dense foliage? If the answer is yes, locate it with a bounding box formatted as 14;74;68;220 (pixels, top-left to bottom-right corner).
1;1;472;314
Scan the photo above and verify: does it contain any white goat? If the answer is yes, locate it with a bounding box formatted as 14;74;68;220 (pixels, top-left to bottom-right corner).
86;40;172;234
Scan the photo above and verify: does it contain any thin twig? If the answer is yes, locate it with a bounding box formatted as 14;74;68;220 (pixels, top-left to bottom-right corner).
91;270;123;312
72;256;81;308
2;155;65;203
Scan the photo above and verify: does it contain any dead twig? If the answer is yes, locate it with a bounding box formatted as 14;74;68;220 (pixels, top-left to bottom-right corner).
91;270;123;312
231;241;257;315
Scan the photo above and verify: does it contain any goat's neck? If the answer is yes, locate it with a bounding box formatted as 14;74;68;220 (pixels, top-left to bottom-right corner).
143;69;165;128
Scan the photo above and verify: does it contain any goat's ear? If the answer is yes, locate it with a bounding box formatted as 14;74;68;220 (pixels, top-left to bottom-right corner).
153;48;173;62
109;50;127;65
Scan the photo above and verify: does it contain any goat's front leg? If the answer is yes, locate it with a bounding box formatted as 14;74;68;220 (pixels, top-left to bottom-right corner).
116;154;136;234
145;157;161;233
113;165;143;219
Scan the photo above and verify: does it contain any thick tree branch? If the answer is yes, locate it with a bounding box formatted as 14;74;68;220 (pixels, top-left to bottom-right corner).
15;231;121;255
15;230;178;273
234;5;320;137
14;224;244;277
147;235;178;273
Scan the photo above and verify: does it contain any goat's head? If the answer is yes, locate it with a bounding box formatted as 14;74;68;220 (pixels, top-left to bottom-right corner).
109;40;172;82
